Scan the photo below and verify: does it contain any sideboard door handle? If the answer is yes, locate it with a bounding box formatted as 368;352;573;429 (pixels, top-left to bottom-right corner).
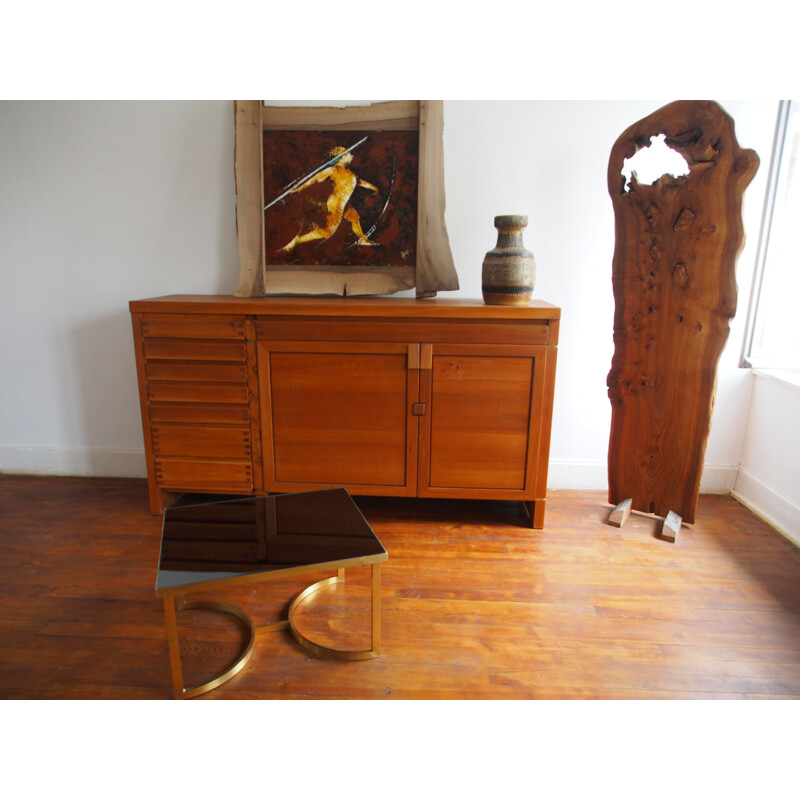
420;344;433;370
407;343;421;370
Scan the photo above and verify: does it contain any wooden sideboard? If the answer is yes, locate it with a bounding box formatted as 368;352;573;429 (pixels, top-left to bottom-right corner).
130;296;560;527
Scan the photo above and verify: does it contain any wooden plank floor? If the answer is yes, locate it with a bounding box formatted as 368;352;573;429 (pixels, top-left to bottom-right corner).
1;474;799;700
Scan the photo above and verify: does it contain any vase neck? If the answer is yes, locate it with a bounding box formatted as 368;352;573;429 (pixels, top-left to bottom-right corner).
496;228;525;248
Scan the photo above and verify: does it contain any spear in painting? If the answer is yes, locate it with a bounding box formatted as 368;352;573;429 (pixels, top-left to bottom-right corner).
264;136;369;211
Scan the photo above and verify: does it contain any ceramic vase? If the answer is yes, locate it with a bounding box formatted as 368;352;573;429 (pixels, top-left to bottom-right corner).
481;215;536;305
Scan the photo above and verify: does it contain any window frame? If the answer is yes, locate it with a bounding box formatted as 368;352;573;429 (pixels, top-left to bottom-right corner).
741;100;799;370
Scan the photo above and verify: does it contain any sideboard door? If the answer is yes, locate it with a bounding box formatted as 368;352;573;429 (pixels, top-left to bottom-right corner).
417;343;550;499
258;340;420;495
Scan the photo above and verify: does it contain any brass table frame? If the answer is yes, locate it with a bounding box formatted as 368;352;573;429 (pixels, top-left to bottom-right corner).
158;557;385;700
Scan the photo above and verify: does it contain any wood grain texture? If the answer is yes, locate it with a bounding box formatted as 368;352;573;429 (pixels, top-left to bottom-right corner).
132;307;255;510
233;101;266;298
607;100;759;523
420;346;541;494
416;100;459;296
261;345;415;491
428;354;532;490
131;311;164;514
245;323;264;492
141;314;246;339
131;295;561;320
260;267;416;298
256;318;552;347
262;101;420;132
2;475;799;700
131;297;560;521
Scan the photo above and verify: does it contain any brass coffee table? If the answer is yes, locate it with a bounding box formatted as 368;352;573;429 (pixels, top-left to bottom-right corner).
155;488;387;699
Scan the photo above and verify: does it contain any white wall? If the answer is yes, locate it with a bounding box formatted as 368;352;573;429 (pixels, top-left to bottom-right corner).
0;99;778;495
441;100;776;491
734;372;800;544
0;101;239;475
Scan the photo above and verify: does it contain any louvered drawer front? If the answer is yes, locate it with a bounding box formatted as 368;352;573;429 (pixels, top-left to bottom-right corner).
155;458;254;493
140;312;254;493
141;314;246;340
149;403;251;424
152;424;252;460
146;362;247;383
147;382;250;405
143;340;247;362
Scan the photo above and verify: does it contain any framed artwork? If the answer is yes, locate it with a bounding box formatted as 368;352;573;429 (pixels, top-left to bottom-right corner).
233;100;459;298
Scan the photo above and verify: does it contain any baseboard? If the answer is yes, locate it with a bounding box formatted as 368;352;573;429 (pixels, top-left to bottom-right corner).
0;445;147;479
546;459;738;494
546;459;608;491
733;469;800;549
1;448;743;498
698;464;739;494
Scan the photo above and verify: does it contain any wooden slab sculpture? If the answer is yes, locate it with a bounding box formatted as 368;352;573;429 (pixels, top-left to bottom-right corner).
606;100;759;538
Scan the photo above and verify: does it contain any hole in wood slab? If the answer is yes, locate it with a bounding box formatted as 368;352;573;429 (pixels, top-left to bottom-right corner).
621;134;691;192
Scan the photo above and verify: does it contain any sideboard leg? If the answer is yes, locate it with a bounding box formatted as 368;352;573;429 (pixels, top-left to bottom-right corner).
149;485;178;516
524;501;546;529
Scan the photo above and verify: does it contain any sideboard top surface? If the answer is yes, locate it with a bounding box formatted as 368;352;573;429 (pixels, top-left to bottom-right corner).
129;295;561;320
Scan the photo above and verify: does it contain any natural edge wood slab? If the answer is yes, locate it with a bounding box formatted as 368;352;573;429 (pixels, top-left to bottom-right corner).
606;100;759;523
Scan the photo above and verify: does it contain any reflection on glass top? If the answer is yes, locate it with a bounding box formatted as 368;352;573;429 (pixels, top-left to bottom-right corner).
156;488;385;592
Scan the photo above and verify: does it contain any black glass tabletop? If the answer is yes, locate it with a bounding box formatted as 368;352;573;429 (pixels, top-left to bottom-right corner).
156;488;385;593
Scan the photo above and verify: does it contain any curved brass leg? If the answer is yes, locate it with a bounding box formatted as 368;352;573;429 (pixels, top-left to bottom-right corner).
161;563;382;697
166;599;257;699
288;571;380;661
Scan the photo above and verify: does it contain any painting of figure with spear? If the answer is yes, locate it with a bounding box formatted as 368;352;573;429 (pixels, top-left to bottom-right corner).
272;138;379;252
262;129;418;268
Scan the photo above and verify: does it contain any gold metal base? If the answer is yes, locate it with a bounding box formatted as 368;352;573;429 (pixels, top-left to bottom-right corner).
287;571;379;661
163;598;257;700
162;563;381;699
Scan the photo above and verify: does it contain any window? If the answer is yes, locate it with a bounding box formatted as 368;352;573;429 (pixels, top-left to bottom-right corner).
742;100;800;369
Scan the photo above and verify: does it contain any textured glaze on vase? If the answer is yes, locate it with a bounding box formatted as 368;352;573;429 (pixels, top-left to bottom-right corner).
481;215;536;305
